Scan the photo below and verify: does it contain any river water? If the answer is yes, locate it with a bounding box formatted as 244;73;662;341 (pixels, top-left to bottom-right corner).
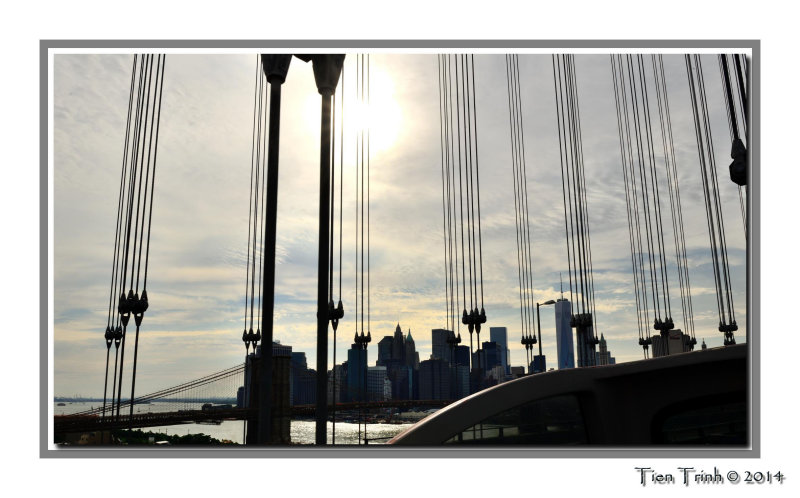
54;402;416;445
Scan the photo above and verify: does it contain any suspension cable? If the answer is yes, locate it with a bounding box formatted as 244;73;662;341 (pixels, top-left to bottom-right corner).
611;55;648;355
104;53;166;422
103;54;138;422
506;55;529;348
552;54;599;365
686;55;737;344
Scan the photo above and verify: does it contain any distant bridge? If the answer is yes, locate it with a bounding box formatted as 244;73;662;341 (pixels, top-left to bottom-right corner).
54;362;452;435
55;400;451;434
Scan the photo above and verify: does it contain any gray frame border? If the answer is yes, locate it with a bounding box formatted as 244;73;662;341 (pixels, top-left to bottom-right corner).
41;39;760;458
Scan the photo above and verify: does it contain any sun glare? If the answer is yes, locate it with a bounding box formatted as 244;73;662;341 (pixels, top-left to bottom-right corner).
303;64;402;155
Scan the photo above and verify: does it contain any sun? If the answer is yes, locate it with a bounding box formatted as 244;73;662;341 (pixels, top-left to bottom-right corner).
303;61;402;156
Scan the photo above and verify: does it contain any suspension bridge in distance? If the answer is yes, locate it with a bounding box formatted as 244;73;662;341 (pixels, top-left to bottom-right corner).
54;363;451;436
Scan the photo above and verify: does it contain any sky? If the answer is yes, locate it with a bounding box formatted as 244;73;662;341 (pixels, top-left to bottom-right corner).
53;52;747;397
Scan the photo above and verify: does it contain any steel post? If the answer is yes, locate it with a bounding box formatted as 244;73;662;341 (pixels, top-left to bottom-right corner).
315;93;332;445
258;54;291;444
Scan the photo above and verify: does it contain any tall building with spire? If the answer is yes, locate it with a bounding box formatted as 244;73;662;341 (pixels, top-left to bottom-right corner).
555;274;575;370
392;323;406;364
596;333;616;366
377;323;418;400
405;329;420;369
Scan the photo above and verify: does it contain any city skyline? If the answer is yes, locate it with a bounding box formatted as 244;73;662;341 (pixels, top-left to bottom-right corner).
54;52;747;397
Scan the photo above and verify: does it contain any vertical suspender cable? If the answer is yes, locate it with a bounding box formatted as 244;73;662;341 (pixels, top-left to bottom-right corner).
129;55;164;425
104;54;138;424
116;55;148;420
611;55;646;355
552;56;575;308
438;56;451;332
515;56;535;350
506;55;528;352
471;55;485;314
697;59;737;332
569;57;599;340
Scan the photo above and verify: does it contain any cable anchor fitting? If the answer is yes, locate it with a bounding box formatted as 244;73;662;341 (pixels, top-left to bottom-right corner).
329;299;344;331
113;326;123;348
104;326;113;348
132;290;149;327
118;290;134;326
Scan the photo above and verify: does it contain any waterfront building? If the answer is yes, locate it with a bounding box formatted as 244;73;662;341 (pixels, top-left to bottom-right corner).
482;341;503;372
367;366;390;401
392;324;406;364
294;368;316;405
347;344;368;402
473;341;502;373
489;326;510;375
431;328;452;364
289;352;305;405
381;324;419;400
272;341;292;357
453;345;470;367
388;364;412;400
452;364;470;399
384;377;392;400
327;364;346;404
288;352;316;405
405;330;420;370
377;336;393;366
336;362;348;403
596;334;614;366
291;351;307;370
555;298;575;369
487;364;506;383
419;358;451;400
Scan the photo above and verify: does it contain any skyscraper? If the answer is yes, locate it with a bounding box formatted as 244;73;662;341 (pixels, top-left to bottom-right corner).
479;341;503;373
327;363;346;404
382;324;418;400
431;328;452;364
290;352;316;405
555;298;575;369
452;364;470;399
377;336;393;366
392;324;406;364
347;343;367;402
596;333;610;365
405;330;420;369
453;345;470;367
489;326;510;375
367;366;389;401
419;358;450;400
